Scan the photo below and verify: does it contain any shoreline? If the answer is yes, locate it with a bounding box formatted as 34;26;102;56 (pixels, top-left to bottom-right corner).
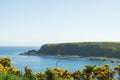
19;54;120;63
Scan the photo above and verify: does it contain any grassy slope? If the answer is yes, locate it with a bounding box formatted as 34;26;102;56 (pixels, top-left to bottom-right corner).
39;42;120;58
24;42;120;59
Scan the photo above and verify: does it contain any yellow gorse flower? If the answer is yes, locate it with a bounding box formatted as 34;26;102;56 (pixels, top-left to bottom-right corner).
0;57;120;80
0;63;4;71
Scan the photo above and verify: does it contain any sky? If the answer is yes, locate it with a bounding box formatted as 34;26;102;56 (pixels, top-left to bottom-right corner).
0;0;120;46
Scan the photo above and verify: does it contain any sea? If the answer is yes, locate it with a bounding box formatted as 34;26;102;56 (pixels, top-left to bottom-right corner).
0;46;119;73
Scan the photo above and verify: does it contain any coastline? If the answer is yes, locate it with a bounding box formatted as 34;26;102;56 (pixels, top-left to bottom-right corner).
19;53;120;63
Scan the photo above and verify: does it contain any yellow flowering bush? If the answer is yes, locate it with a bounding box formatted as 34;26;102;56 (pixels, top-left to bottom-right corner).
36;72;47;80
0;57;120;80
0;57;11;67
62;70;73;80
81;64;96;80
72;70;81;80
0;57;22;76
0;63;4;71
93;64;114;80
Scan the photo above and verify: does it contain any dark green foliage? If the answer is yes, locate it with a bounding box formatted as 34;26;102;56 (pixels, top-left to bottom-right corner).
24;42;120;58
45;68;58;80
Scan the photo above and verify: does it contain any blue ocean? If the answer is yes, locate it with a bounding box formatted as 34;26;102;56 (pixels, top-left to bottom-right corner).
0;46;118;73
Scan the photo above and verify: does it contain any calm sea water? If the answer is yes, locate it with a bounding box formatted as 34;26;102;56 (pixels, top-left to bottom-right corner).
0;46;119;73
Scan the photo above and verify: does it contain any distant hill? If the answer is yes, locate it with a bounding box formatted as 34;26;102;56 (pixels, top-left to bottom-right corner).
21;42;120;58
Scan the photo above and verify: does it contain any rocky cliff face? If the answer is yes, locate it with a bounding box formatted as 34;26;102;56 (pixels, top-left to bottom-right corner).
21;42;120;58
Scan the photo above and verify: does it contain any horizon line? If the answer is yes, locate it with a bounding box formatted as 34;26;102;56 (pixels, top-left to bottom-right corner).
1;41;120;46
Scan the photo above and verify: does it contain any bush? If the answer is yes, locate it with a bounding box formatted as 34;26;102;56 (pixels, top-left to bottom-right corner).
0;57;120;80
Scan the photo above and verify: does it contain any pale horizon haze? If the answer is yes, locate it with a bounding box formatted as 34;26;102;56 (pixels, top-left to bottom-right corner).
1;0;120;46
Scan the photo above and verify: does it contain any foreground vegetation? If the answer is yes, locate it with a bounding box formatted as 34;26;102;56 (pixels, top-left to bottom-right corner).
1;57;120;80
22;42;120;59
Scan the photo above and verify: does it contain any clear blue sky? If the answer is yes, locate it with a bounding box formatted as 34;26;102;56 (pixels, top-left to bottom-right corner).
0;0;120;46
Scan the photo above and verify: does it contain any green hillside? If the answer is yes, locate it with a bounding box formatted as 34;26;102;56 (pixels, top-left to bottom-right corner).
22;42;120;58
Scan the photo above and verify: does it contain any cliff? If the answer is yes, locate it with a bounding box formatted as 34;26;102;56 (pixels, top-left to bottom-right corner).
21;42;120;58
